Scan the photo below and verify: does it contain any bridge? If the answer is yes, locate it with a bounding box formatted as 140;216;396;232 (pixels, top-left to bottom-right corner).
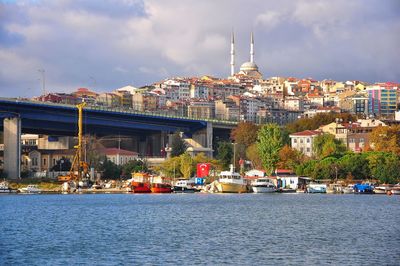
0;98;236;178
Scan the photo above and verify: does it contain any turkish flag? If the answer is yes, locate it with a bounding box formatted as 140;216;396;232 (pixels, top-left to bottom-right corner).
197;163;210;177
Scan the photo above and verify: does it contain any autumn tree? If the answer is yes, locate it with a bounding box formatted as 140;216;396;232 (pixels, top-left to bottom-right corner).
286;113;356;134
192;152;222;174
369;125;400;155
257;124;284;175
277;145;305;171
170;132;187;157
246;143;262;169
231;122;259;159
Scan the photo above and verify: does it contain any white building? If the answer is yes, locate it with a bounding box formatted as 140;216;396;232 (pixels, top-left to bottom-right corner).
289;130;321;157
103;148;139;165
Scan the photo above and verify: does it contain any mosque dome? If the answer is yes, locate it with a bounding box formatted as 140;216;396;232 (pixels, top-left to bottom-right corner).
240;61;259;72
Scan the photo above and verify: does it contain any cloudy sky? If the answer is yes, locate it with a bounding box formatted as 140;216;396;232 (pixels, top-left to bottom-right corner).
1;0;399;97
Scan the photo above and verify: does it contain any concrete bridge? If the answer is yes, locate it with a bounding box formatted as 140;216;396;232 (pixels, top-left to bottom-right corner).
0;98;235;178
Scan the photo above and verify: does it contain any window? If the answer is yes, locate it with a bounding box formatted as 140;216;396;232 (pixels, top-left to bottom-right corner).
306;148;310;152
307;138;310;143
300;139;303;143
360;138;365;143
293;139;297;143
43;158;46;166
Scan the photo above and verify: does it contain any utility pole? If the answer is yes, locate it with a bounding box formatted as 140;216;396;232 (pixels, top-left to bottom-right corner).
38;69;46;95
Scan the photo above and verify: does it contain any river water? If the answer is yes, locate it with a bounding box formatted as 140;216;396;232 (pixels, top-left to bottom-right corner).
1;193;399;265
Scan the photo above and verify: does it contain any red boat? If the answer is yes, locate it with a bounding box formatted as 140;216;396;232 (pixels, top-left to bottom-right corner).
150;176;172;193
130;173;151;193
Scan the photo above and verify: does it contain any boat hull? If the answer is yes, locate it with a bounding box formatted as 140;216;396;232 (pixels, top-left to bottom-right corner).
151;184;172;193
172;186;196;193
252;186;276;193
217;183;247;193
131;182;151;193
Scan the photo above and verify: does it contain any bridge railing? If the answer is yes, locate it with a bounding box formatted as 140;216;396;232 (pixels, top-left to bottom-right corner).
1;97;239;126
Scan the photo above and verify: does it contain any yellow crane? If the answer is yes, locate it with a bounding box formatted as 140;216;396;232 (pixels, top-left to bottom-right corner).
58;102;89;182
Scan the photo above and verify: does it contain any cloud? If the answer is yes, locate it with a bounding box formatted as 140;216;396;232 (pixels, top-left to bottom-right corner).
0;0;399;97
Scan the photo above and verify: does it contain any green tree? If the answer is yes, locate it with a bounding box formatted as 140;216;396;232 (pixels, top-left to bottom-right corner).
51;157;72;171
192;152;222;174
100;159;122;179
338;153;369;180
180;153;193;179
216;141;233;169
313;133;347;159
257;124;284;175
157;156;182;178
170;132;187;157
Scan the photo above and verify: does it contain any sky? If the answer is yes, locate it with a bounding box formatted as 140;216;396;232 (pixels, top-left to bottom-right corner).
0;0;399;97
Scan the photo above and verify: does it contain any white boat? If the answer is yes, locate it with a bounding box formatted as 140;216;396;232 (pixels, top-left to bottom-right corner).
252;178;276;193
0;181;15;193
374;186;390;194
19;184;42;194
343;184;355;194
173;179;197;193
326;184;343;194
307;183;327;193
216;165;247;193
391;185;400;195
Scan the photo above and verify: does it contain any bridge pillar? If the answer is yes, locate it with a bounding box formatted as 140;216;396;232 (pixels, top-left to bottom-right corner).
206;122;213;152
3;117;21;179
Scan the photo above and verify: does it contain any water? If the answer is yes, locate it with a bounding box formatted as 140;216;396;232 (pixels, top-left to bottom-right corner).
1;194;399;265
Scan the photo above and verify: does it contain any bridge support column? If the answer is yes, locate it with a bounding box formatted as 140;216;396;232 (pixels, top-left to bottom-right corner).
3;117;21;179
206;122;213;157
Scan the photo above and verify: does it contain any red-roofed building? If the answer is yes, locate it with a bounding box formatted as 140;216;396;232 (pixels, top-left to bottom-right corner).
289;130;321;157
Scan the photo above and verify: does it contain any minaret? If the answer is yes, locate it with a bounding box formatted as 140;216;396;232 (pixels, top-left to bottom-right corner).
250;32;254;63
230;31;235;76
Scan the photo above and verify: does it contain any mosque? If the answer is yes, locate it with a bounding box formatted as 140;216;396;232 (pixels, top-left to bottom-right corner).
230;32;263;79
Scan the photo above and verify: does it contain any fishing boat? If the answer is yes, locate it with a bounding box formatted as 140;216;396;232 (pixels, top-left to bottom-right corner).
306;183;327;193
129;172;151;193
251;178;276;193
19;184;42;194
151;176;172;193
172;179;197;193
342;184;355;194
216;165;247;193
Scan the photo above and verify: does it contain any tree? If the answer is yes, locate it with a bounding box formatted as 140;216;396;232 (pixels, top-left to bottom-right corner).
231;122;260;160
121;159;147;177
246;143;262;169
51;157;72;171
216;141;233;169
313;133;347;159
180;153;193;179
170;132;187;157
157;156;182;178
285;113;356;134
257;124;284;175
100;159;122;179
369;125;400;155
192;152;222;174
338;153;369;180
277;145;305;171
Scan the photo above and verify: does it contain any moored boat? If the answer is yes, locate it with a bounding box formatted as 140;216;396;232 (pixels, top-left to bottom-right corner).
151;176;172;193
327;184;343;194
130;172;151;193
19;184;42;194
0;181;16;193
173;179;197;193
373;186;390;195
252;178;276;193
216;165;247;193
353;183;374;194
307;183;327;193
342;184;355;194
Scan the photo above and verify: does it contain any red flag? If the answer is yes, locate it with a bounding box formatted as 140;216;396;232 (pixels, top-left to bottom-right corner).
197;163;210;177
